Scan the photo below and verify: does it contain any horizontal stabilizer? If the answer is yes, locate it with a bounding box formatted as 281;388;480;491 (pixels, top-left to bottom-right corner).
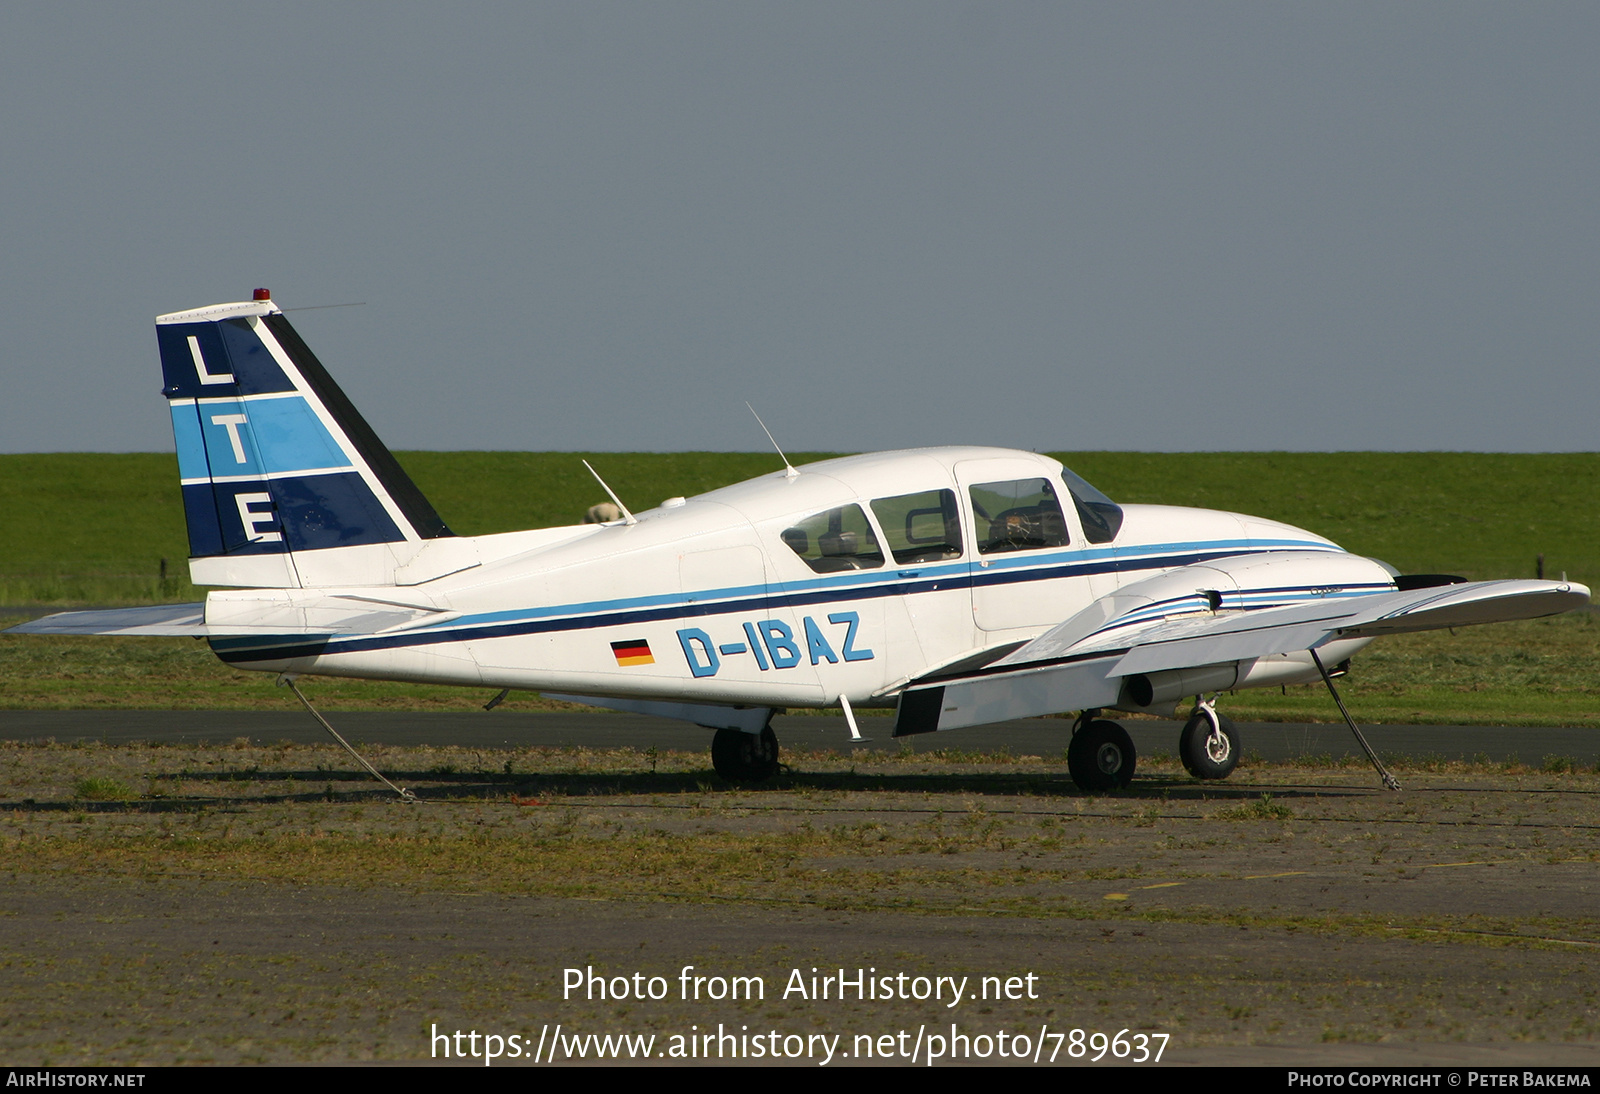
5;604;210;636
7;594;454;638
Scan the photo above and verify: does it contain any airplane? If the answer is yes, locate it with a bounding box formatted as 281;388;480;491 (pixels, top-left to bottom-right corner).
7;290;1590;795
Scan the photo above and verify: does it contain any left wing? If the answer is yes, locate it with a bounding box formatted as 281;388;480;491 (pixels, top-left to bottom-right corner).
894;574;1590;737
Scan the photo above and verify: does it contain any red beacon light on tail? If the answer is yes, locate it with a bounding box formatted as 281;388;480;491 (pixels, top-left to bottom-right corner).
252;288;271;301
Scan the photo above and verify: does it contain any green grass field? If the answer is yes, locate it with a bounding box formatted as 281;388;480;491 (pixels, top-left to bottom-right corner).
1;452;1596;720
0;452;841;605
4;451;1595;604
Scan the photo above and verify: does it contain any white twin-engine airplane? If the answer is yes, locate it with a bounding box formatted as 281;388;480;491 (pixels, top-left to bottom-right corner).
10;291;1590;795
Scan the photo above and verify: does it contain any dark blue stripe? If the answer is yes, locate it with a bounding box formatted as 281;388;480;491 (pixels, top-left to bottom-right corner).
210;545;1332;665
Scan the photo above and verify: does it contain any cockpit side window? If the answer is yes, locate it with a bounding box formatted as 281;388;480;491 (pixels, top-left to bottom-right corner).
1060;467;1124;544
870;489;963;564
969;478;1070;554
779;503;885;573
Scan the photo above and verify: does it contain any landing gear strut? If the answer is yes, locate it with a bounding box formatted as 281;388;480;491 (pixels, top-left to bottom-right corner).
711;722;781;783
1067;711;1137;792
1180;695;1240;780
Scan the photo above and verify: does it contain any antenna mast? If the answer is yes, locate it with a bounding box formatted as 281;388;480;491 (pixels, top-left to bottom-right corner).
746;403;798;479
582;460;638;524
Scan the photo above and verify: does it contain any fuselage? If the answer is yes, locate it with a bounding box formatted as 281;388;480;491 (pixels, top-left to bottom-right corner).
207;446;1392;709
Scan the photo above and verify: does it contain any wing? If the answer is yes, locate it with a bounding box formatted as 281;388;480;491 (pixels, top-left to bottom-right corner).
893;566;1590;737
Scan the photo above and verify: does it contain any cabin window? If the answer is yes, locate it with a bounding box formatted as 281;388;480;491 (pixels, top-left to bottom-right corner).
870;489;963;564
1059;468;1124;544
969;478;1070;554
779;504;885;572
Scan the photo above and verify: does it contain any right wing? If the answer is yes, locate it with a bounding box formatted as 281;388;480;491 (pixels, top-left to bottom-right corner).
894;571;1589;737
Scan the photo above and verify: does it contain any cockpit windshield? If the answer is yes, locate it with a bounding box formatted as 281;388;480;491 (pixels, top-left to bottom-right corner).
1059;467;1123;544
969;478;1070;554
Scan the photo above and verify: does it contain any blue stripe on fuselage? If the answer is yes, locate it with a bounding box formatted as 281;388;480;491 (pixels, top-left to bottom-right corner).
411;537;1333;631
209;539;1342;664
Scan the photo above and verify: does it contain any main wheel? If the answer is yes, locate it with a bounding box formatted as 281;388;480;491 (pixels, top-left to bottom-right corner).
711;724;780;783
1067;719;1137;792
1179;708;1239;780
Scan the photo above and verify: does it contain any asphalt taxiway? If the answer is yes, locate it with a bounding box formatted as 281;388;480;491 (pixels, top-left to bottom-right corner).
1;708;1595;765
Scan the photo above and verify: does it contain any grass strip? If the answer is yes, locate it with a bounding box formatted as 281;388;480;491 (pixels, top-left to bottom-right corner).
4;451;1596;605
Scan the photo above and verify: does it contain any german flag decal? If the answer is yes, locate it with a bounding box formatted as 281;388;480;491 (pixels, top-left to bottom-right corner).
611;639;655;667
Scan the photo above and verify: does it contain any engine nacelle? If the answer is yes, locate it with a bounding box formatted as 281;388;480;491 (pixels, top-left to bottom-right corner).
1116;663;1240;715
1116;636;1375;716
1233;639;1372;689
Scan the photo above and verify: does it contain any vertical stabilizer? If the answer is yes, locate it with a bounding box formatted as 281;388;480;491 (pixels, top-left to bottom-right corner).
158;292;454;588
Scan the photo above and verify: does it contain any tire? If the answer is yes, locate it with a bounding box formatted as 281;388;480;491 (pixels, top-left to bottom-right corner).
711;724;780;783
1179;709;1239;780
1067;719;1137;792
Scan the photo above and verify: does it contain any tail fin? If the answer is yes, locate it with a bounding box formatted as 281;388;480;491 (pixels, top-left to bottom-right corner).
158;292;455;588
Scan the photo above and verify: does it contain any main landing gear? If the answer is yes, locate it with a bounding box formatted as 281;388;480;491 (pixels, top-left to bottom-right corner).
1069;655;1403;792
1065;698;1241;792
1067;712;1137;792
711;721;781;783
1179;696;1240;780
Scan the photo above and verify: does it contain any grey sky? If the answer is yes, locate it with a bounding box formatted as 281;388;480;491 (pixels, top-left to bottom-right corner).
2;3;1595;454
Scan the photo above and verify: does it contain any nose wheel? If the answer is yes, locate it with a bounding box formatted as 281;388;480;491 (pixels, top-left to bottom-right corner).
1180;696;1239;780
711;723;781;783
1067;716;1137;792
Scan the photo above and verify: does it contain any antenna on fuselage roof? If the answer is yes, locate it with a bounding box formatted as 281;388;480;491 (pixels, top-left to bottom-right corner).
746;402;798;479
581;460;638;525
